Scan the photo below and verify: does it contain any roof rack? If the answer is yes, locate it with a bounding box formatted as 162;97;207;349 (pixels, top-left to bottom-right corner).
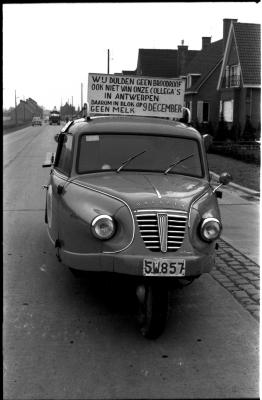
61;120;74;133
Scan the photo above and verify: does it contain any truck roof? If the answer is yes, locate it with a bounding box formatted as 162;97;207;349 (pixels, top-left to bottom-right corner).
68;115;201;140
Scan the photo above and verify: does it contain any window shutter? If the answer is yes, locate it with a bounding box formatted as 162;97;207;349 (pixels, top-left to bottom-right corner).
203;102;209;123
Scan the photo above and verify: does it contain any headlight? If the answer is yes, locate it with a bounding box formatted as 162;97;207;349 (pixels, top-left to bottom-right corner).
91;215;116;240
200;218;222;242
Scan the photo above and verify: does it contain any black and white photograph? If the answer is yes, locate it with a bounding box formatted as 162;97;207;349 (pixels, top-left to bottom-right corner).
3;2;260;399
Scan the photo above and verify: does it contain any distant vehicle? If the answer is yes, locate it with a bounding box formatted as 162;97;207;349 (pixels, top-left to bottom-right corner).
44;116;49;123
32;116;42;126
49;110;60;125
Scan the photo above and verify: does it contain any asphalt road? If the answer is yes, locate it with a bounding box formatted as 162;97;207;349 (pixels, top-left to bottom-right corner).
3;123;259;399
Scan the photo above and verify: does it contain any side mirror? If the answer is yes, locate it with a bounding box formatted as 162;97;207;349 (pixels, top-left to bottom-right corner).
219;172;232;185
203;134;213;152
54;133;67;143
212;172;232;194
42;152;55;168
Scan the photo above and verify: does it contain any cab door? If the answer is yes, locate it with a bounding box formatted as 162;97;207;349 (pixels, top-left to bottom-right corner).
46;133;73;255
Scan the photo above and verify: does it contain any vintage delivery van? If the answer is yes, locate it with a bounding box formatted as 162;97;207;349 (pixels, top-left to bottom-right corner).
43;74;231;338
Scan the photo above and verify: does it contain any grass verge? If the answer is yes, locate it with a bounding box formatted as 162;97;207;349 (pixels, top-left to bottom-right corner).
207;153;260;192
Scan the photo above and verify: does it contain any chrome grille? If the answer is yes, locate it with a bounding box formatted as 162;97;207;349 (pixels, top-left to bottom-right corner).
135;210;187;252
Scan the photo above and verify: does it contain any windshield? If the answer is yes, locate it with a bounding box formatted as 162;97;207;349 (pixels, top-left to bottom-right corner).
77;133;204;178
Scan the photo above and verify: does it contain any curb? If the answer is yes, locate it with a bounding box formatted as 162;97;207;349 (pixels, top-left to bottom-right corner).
210;171;260;197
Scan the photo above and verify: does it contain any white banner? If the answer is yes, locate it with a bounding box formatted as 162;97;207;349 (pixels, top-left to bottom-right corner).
88;73;185;118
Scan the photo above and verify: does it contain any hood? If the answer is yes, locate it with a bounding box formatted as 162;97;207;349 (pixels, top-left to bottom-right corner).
74;172;210;211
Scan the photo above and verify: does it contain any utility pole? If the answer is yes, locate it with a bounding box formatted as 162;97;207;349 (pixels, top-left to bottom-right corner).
107;49;110;74
15;90;17;125
81;83;83;110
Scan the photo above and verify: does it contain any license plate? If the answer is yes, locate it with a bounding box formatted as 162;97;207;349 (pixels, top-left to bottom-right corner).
143;259;186;277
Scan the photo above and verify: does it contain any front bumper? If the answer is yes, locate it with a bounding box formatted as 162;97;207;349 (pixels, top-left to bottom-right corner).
60;248;215;277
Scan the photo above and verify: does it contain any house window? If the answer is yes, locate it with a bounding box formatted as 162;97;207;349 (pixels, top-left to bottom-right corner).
197;101;209;123
186;75;192;89
222;100;234;122
229;65;240;87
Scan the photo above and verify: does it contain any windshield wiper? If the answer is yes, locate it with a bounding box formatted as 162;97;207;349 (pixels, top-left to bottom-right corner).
164;153;195;175
116;150;147;173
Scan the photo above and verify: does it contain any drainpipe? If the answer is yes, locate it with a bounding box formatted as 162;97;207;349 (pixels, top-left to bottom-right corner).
250;88;252;118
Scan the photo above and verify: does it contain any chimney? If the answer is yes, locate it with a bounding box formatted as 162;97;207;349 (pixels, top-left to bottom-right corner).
223;18;238;50
202;36;211;50
177;41;188;75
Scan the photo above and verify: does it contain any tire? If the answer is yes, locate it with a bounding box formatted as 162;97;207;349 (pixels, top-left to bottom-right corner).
136;282;169;339
69;267;86;278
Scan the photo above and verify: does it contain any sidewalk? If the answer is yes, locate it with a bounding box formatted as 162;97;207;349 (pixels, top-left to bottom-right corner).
213;238;260;321
210;176;260;321
211;173;260;264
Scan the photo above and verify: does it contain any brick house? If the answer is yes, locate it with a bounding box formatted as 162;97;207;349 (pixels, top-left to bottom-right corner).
133;46;198;78
182;36;224;134
217;21;261;139
60;102;76;120
122;18;261;140
11;97;43;123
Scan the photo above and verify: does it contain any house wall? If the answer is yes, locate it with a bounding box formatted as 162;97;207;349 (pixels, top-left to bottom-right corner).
250;89;261;131
238;88;248;132
220;87;260;135
185;65;221;132
10;100;43;123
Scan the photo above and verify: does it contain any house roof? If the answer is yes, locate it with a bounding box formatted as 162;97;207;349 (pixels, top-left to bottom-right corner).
233;22;261;86
135;48;198;78
122;70;137;75
183;39;223;92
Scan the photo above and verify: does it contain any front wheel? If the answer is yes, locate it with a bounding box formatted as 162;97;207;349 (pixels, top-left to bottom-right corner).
136;281;169;339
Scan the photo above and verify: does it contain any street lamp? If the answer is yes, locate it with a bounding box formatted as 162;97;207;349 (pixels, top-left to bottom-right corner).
107;49;110;74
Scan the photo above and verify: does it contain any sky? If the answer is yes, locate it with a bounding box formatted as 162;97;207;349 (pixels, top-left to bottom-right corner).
3;2;261;111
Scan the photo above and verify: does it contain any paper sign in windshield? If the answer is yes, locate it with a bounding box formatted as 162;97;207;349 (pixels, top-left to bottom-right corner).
88;73;185;118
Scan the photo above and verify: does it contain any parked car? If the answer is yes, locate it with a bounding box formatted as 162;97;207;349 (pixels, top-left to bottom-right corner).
42;115;231;338
32;116;42;126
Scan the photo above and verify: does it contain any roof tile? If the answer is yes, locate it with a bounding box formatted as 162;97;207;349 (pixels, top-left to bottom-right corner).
233;22;261;85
